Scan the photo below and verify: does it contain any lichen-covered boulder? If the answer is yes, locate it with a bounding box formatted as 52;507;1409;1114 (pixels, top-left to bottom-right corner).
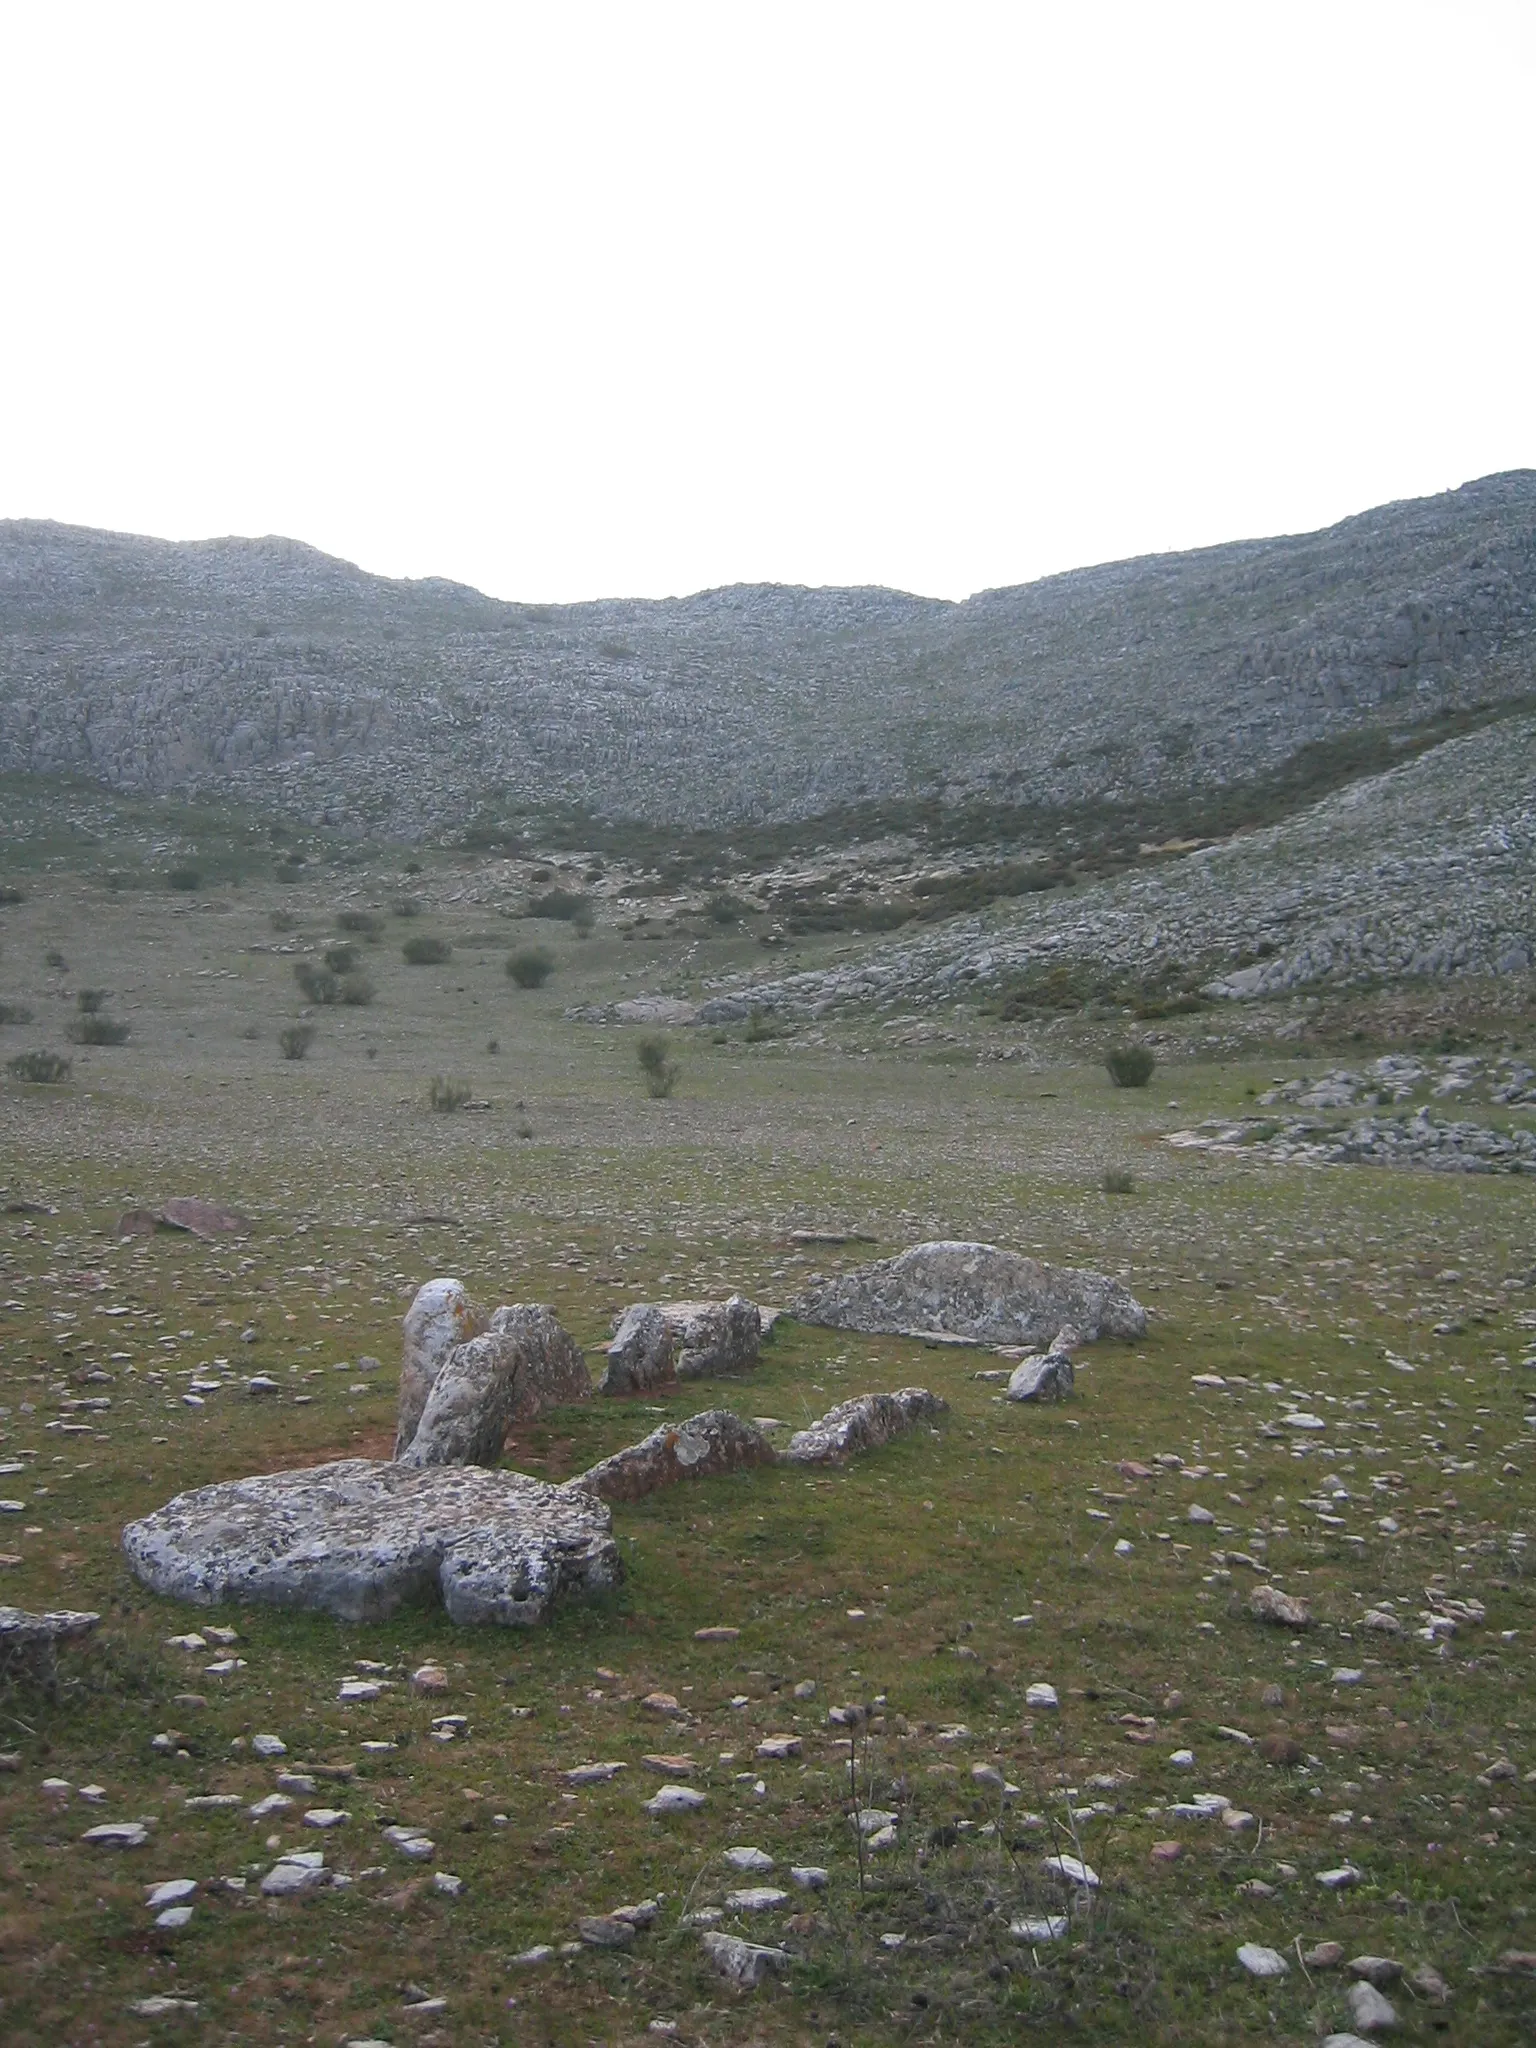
394;1279;488;1456
670;1295;761;1379
791;1242;1146;1347
784;1388;947;1465
399;1307;593;1468
598;1305;675;1395
1005;1326;1079;1403
123;1459;620;1625
568;1409;777;1503
488;1303;593;1413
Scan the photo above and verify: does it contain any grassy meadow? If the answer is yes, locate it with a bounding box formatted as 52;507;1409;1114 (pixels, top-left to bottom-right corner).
0;811;1533;2046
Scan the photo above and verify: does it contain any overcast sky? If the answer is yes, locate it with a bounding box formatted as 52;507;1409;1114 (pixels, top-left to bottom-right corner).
3;3;1532;603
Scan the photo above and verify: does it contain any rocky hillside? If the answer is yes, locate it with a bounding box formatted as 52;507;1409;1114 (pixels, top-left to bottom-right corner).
1;472;1532;837
713;710;1536;1017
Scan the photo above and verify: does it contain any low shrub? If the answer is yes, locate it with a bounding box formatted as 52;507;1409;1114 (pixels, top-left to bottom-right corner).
337;910;383;939
278;1024;315;1060
76;988;109;1015
68;1015;130;1045
403;934;452;965
294;961;339;1004
506;945;555;989
8;1049;72;1083
0;885;26;905
45;949;67;969
636;1032;679;1099
1106;1044;1156;1088
338;971;376;1006
166;866;201;891
269;907;299;932
392;895;423;917
428;1075;472;1112
0;1002;35;1026
1102;1167;1136;1194
323;942;361;974
744;1008;782;1043
527;887;593;929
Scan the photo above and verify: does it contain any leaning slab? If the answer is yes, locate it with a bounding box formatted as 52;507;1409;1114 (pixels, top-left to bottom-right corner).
569;1410;777;1504
599;1304;675;1395
399;1305;590;1468
1006;1328;1079;1403
598;1295;763;1395
791;1241;1146;1347
123;1459;620;1626
784;1388;947;1465
394;1279;489;1456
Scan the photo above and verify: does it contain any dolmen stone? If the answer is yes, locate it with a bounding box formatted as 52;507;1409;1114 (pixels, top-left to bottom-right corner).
1005;1326;1079;1403
122;1459;620;1625
569;1410;777;1504
398;1305;590;1468
791;1241;1146;1347
598;1296;763;1394
0;1605;100;1687
784;1388;947;1466
394;1279;489;1456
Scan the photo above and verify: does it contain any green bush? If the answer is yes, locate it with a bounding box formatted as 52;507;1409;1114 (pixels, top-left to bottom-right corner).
337;910;383;939
1105;1044;1156;1088
705;891;747;924
636;1033;679;1100
506;945;555;989
0;1002;34;1026
744;1008;781;1043
0;886;26;906
278;1024;315;1061
8;1049;72;1083
45;950;67;969
269;907;299;932
166;866;201;891
294;961;339;1004
527;887;592;925
428;1075;472;1112
403;934;452;965
68;1015;130;1046
275;861;306;884
1102;1168;1136;1195
76;988;109;1015
338;971;376;1007
392;895;423;918
323;942;361;974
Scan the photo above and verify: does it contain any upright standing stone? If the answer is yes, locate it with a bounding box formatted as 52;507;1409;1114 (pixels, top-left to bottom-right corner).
395;1280;488;1457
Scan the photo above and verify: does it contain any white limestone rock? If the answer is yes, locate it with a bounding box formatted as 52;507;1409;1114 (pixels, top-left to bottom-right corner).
791;1242;1147;1346
122;1457;620;1626
784;1388;947;1466
394;1279;488;1458
568;1408;777;1503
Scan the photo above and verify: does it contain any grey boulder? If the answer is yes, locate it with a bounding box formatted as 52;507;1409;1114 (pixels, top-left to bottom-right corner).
394;1279;488;1457
569;1409;777;1504
598;1305;675;1395
1005;1327;1079;1402
784;1388;947;1466
790;1241;1146;1347
398;1305;590;1468
122;1458;620;1626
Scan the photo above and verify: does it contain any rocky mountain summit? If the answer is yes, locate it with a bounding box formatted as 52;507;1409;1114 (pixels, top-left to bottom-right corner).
2;471;1532;836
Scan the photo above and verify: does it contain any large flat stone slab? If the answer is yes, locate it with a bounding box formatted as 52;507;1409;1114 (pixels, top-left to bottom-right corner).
791;1241;1146;1346
123;1459;620;1626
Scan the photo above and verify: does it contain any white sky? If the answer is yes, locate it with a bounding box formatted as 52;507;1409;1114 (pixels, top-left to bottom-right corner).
3;2;1533;603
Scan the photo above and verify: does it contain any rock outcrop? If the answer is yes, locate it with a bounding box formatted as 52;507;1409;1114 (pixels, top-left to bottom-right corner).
792;1242;1146;1347
1005;1327;1079;1402
398;1306;591;1468
598;1296;763;1395
569;1410;777;1504
122;1459;620;1625
598;1305;675;1396
394;1279;488;1457
784;1388;948;1466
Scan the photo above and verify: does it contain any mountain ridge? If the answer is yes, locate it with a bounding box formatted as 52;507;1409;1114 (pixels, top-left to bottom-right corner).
2;470;1532;838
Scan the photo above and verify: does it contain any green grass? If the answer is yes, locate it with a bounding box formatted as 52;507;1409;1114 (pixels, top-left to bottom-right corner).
0;843;1531;2045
